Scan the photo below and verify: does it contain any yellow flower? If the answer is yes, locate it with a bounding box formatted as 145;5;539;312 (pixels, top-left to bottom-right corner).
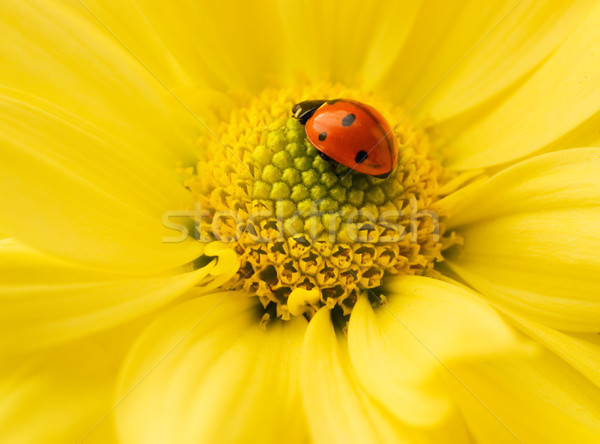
2;1;600;443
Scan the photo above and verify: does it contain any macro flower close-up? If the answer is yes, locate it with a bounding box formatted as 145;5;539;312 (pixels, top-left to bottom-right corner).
3;0;600;442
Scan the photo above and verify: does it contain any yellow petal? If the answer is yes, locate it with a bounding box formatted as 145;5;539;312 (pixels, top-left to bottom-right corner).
446;343;600;443
444;2;600;169
0;238;121;284
0;0;197;165
65;0;194;88
447;148;600;331
278;0;421;87
405;0;597;123
116;293;308;444
0;323;141;444
1;1;211;271
348;295;455;427
382;275;521;360
75;0;286;91
448;147;600;227
0;89;204;272
0;240;219;353
302;307;469;444
509;312;600;391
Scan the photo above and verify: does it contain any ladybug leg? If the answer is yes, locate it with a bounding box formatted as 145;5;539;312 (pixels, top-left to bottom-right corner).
316;149;345;169
292;100;327;125
315;150;356;175
373;171;392;179
317;151;348;174
317;150;333;163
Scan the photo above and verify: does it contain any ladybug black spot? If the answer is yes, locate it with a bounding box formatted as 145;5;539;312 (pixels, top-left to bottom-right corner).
318;132;327;141
355;150;368;164
342;113;356;127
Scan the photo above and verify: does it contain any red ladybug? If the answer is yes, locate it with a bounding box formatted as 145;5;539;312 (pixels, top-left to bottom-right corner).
292;99;398;178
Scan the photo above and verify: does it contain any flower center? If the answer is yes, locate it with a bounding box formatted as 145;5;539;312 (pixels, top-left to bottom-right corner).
184;84;455;324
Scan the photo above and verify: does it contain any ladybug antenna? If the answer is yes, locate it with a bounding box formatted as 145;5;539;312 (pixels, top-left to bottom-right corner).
292;100;327;125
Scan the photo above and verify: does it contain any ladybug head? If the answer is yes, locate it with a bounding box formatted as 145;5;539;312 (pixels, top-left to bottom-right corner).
292;100;327;125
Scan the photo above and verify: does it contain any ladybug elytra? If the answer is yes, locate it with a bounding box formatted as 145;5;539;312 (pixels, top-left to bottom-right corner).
292;99;398;178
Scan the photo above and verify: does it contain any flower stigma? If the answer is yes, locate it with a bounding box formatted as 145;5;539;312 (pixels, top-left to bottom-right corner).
183;85;458;325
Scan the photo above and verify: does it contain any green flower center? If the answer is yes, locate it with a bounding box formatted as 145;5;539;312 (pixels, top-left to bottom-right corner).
185;85;455;324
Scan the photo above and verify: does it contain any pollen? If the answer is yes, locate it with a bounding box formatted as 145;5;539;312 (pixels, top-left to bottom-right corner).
184;85;456;323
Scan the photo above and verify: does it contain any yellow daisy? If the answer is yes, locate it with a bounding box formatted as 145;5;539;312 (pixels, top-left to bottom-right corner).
2;1;600;443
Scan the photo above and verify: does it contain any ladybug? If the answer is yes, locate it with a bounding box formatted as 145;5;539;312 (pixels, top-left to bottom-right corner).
292;99;398;178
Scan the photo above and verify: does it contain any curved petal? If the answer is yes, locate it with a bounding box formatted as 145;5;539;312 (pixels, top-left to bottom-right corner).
381;276;523;359
116;293;308;444
347;276;524;429
0;323;141;444
278;0;421;87
447;148;600;331
64;0;194;88
0;0;197;165
348;296;457;428
443;2;600;169
0;89;204;272
302;307;470;444
0;238;121;284
0;239;238;353
71;0;287;92
446;343;600;443
400;0;596;124
509;312;600;391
